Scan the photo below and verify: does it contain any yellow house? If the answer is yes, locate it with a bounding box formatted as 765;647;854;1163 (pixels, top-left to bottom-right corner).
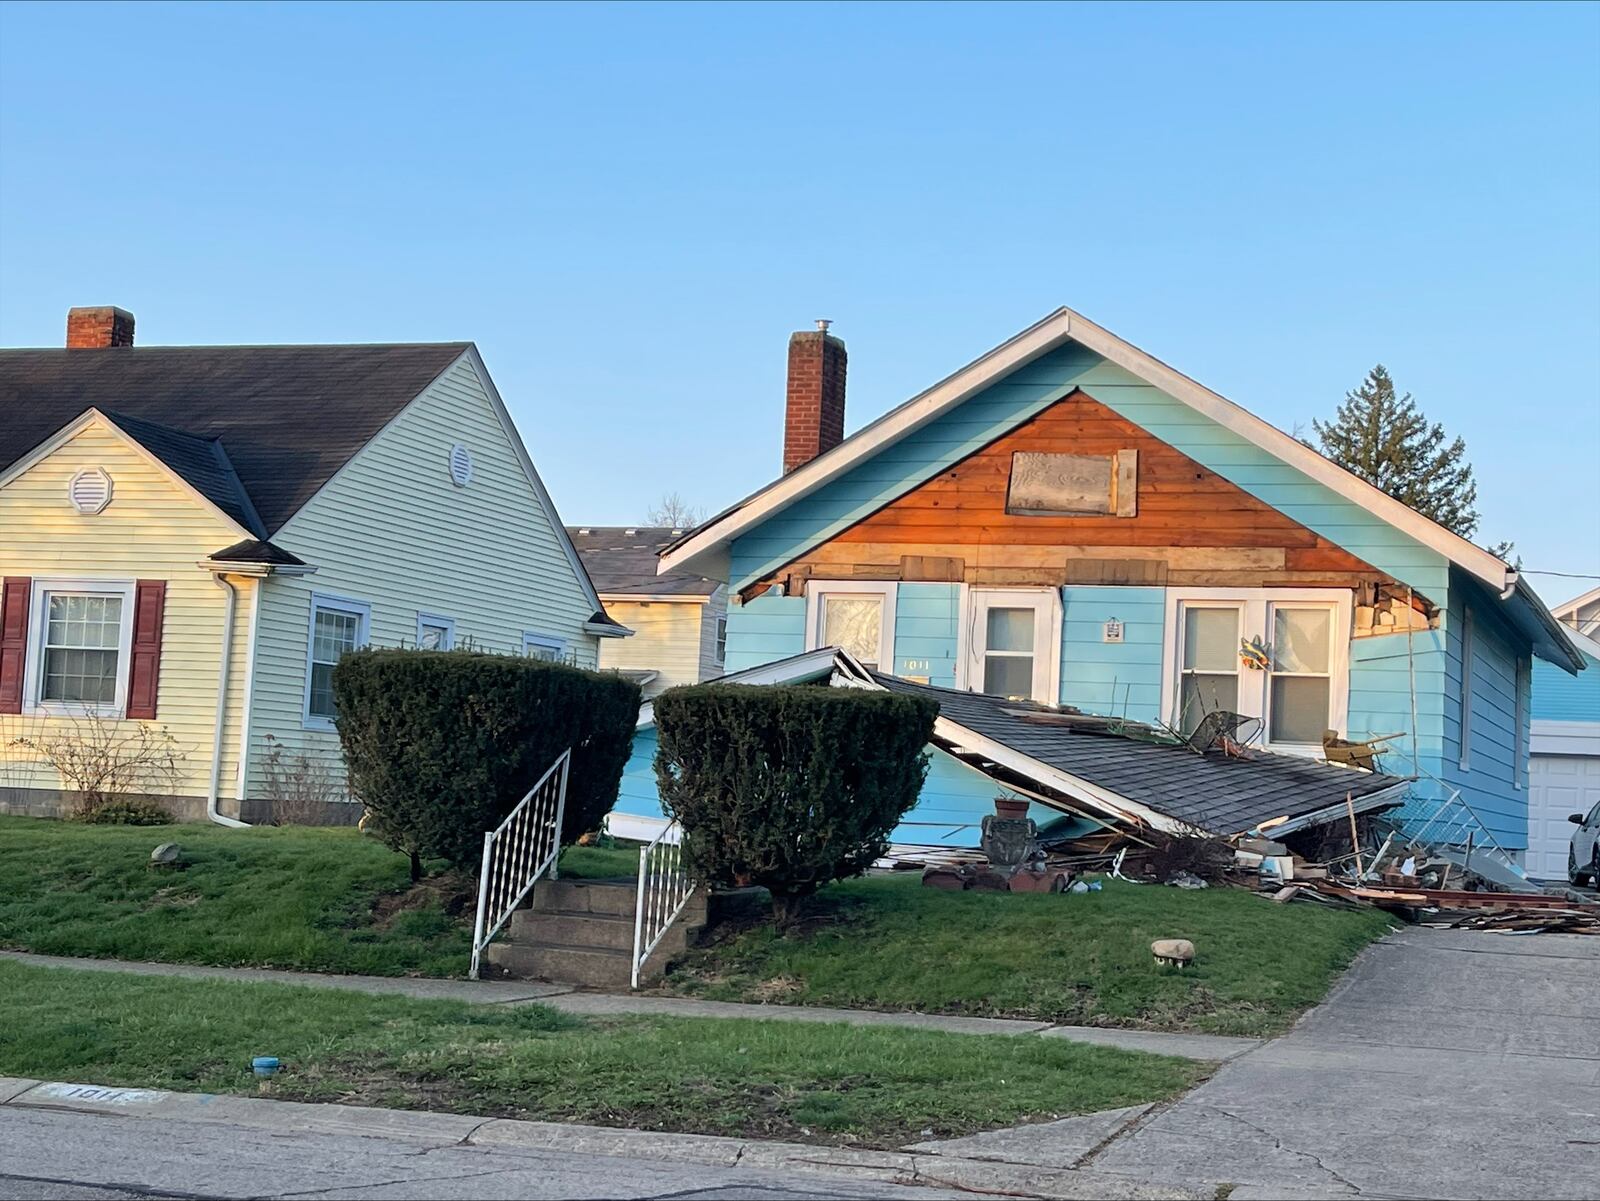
567;527;727;698
0;306;626;824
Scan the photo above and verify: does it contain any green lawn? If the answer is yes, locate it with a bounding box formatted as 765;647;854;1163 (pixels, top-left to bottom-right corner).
0;959;1203;1146
664;874;1395;1037
0;817;641;977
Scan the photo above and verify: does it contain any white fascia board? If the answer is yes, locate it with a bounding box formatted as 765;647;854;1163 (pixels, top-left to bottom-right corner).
1552;585;1600;623
927;714;1180;833
660;305;1514;594
1266;781;1412;838
585;619;633;638
1;408;257;542
634;645;848;727
600;592;711;605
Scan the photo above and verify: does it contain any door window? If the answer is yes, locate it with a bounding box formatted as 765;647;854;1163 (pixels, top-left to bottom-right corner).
805;582;895;670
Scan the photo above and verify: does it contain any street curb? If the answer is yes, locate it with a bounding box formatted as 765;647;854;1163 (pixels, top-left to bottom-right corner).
1;1078;1213;1200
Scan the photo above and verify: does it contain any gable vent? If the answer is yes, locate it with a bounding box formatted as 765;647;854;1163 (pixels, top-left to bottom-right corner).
448;443;473;488
68;467;114;514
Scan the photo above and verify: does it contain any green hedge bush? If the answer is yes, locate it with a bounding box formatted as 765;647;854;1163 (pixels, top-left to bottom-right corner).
332;650;640;877
653;684;936;923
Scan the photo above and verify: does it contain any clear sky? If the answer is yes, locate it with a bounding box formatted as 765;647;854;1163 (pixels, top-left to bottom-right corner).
2;2;1597;591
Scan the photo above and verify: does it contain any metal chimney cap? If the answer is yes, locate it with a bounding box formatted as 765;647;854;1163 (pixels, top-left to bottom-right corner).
815;319;832;333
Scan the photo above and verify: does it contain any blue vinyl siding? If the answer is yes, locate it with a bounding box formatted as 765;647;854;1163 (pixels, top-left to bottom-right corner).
1347;628;1449;779
609;719;1059;849
722;592;806;674
894;583;961;686
1059;586;1166;720
1533;649;1600;721
1436;571;1529;849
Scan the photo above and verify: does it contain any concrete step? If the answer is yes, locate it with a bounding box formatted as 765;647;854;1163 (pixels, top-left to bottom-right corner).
529;878;638;917
511;909;703;955
485;940;636;989
528;877;708;924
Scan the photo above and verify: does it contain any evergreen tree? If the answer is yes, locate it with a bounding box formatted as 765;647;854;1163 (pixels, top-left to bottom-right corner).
1312;365;1481;538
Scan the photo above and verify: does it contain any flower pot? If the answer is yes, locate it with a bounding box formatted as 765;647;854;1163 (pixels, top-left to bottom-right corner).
993;797;1030;820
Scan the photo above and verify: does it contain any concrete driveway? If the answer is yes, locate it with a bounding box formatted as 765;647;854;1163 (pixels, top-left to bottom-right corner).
1088;926;1600;1199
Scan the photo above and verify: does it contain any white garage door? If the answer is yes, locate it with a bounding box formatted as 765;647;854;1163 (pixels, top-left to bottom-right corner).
1528;753;1600;880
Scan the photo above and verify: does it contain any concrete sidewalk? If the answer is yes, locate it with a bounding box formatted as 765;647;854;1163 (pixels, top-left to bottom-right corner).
0;1077;1210;1199
0;950;1257;1062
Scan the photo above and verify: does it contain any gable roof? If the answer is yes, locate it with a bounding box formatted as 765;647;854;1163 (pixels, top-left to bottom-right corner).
567;526;721;598
659;305;1584;672
0;343;469;535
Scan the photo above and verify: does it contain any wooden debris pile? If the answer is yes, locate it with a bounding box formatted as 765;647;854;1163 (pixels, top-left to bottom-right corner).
1266;879;1600;935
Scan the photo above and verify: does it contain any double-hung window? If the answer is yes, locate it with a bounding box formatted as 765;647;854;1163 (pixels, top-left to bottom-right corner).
1164;589;1350;753
305;595;370;727
804;581;896;671
714;616;727;665
26;579;135;714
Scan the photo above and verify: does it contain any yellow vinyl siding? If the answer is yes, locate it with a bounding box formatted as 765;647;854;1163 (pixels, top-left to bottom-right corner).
598;598;705;697
245;353;602;795
0;419;253;804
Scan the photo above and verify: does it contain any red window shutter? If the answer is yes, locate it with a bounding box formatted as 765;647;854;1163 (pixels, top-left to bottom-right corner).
126;580;167;720
0;577;29;714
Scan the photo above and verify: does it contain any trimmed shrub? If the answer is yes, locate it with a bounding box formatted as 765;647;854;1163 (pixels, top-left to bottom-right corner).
332;650;641;878
653;684;936;923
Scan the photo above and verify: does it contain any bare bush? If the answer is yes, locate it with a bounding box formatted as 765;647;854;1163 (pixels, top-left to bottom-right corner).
10;711;183;820
259;734;342;825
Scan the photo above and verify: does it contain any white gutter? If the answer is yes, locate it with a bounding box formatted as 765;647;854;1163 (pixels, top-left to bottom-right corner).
206;574;248;828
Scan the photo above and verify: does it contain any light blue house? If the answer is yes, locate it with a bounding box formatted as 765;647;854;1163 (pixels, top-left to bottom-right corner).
1526;589;1600;879
628;309;1585;860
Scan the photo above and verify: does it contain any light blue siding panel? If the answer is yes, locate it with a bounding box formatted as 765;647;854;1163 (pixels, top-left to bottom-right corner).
722;593;806;673
893;583;960;686
611;723;1045;852
1436;571;1530;848
1059;586;1166;721
614;727;662;820
1533;650;1600;722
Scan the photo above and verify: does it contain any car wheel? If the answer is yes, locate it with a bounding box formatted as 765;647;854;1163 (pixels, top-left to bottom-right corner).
1590;846;1600;889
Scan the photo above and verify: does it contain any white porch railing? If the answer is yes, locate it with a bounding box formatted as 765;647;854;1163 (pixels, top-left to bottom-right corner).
630;819;697;989
469;748;570;980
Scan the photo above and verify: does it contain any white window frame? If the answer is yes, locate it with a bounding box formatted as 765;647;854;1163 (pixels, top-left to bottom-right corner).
955;586;1063;705
1160;588;1352;756
303;592;372;731
1458;606;1474;771
416;612;456;651
804;580;897;671
23;577;137;717
522;631;566;662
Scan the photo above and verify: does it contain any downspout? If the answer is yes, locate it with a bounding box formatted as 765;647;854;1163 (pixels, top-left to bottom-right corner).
207;573;248;828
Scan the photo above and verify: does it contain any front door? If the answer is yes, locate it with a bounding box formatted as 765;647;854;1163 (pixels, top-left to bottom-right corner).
961;589;1060;704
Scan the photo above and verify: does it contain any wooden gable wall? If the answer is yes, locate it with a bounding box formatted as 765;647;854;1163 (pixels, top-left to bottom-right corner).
750;390;1392;597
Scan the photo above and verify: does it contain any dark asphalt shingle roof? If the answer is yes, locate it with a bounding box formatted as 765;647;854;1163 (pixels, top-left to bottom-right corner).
105;411;264;536
1;343;469;534
208;538;308;566
566;526;721;597
871;672;1406;835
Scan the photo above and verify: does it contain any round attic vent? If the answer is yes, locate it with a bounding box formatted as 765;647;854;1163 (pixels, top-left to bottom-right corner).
448;443;473;488
68;467;114;514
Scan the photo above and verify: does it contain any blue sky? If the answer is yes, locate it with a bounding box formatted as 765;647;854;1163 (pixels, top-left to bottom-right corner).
2;2;1597;589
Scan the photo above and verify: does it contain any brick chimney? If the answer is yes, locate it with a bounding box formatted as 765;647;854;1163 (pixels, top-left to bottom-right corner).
66;306;135;349
783;320;847;474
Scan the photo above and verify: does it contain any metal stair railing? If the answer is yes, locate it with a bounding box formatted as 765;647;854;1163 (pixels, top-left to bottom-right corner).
469;748;570;979
630;819;697;989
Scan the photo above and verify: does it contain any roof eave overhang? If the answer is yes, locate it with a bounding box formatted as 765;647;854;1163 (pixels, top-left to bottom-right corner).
197;559;318;578
1504;573;1588;674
